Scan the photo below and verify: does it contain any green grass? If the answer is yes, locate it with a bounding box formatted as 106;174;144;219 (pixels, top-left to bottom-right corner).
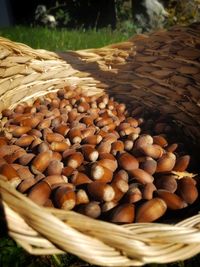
0;25;134;51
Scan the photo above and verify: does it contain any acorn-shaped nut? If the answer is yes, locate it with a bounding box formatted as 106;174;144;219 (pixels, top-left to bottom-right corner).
142;183;156;200
111;140;124;155
81;144;99;162
173;155;190;172
28;181;51;206
134;134;153;149
14;135;35;147
17;177;36;193
46;160;64;176
53;185;76;210
91;163;113;183
76;189;90;205
43;175;68;187
109;203;135;223
68;127;82;143
0;163;21;187
140;157;157;175
65;152;84;169
76;202;101;218
12;126;32;137
156;152;176;173
140;144;163;159
154;175;177;193
87;181;115;202
118;152;139;171
136;198;167;223
153;135;168;147
71;172;92;186
156;190;187;210
128;168;154;184
123;184;142;203
97;158;118;172
177;177;198;204
31;150;52;174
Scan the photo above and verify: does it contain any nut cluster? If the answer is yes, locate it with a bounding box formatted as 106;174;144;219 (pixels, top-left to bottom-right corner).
0;88;199;223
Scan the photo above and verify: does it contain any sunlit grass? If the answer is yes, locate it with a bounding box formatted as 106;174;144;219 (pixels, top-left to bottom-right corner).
0;25;134;51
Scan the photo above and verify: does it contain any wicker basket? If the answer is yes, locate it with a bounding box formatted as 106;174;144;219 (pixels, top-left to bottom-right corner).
1;23;200;266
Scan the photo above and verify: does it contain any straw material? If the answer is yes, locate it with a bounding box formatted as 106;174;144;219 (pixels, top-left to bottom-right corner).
0;23;200;266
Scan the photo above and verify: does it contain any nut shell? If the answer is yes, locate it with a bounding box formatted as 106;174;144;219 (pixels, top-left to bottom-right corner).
136;198;167;223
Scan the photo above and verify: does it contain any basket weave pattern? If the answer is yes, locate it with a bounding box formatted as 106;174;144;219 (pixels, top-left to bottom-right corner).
0;23;200;266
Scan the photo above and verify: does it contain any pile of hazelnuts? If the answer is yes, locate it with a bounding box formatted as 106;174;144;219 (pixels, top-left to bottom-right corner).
0;87;199;223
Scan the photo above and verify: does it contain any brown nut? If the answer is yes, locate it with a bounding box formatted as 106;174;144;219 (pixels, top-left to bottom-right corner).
111;141;124;156
37;118;51;131
82;134;102;145
28;180;51;206
134;134;153;149
18;153;35;165
12;126;32;137
0;137;9;146
142;183;156;200
65;152;84;169
108;203;135;223
140;144;163;159
81;144;99;162
153;135;168;147
16;166;34;180
43;175;68;187
53;185;76;210
17;177;36;193
136;198;167;223
87;181;115;202
54;124;70;136
154;175;177;193
31;150;52;174
118;152;139;171
0;163;21;187
123;183;142;203
97;141;111;154
76;189;90;205
14;135;35;147
111;171;129;202
0;145;21;158
177;177;198;204
123;139;134;151
4;148;26;164
76;201;101;219
68;127;82;144
140;157;157;175
20;116;41;128
46;133;64;143
71;172;92;186
166;143;178;153
173;155;190;172
129;168;154;184
50;141;69;152
62;166;74;177
46;160;64;175
101;201;118;212
156;190;187;210
91;163;113;183
156;152;176;173
97;158;118;172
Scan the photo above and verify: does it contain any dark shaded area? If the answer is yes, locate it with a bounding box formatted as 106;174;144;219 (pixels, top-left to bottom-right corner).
9;0;116;29
0;193;8;237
